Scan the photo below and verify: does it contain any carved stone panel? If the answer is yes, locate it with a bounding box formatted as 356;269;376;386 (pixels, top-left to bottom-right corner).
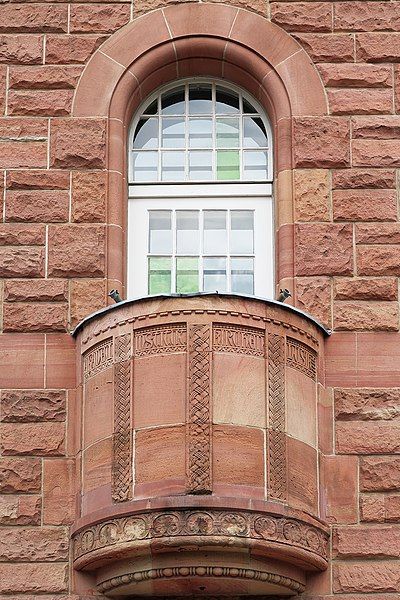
267;334;287;501
213;324;265;356
83;338;113;381
286;338;317;380
134;324;186;357
187;324;212;494
112;333;132;502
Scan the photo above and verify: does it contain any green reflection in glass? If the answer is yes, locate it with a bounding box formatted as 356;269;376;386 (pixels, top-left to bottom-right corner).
148;257;171;294
176;257;199;293
217;150;240;180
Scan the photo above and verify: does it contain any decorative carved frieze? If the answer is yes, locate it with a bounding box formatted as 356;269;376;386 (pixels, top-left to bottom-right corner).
286;338;317;380
83;338;113;381
267;334;287;501
98;566;304;595
213;324;265;356
134;324;187;357
72;508;329;568
112;333;132;503
187;324;212;494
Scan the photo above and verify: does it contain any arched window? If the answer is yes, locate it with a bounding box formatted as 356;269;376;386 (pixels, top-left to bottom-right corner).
127;79;274;299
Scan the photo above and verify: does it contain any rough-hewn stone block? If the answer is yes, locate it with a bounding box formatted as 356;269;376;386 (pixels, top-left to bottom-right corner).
70;278;106;327
8;90;73;116
295;224;353;276
0;563;68;594
356;223;400;244
335;388;400;421
328;89;392;115
357;33;400;62
357;246;400;276
318;63;392;87
270;2;332;32
0;458;41;493
0;422;65;456
48;224;105;277
0;495;41;526
6;190;69;223
72;171;106;222
70;4;130;32
336;421;400;454
6;169;70;190
50;118;106;169
333;189;397;221
0;142;47;169
335;1;400;32
0;247;44;278
293;117;350;168
45;34;106;64
353;116;400;139
0;527;69;561
334;277;398;301
333;525;400;558
1;390;66;422
294;33;354;62
353;139;400;167
9;65;82;90
333;562;400;593
0;224;45;246
295;277;332;328
0;5;67;33
3;303;68;332
0;35;42;64
332;168;395;189
294;169;330;222
333;301;399;331
4;279;68;302
360;456;400;491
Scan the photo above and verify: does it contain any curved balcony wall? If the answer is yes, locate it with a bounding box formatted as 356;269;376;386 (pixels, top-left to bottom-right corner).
72;294;329;596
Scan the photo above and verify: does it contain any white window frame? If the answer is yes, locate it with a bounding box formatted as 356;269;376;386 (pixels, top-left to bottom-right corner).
127;79;274;300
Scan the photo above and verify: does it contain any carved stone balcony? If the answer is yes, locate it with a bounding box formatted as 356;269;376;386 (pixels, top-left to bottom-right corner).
72;294;329;597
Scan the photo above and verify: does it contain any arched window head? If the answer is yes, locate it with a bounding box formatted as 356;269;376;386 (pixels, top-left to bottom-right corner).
128;79;274;300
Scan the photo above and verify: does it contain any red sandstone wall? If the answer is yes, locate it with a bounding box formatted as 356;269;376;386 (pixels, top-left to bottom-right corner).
1;0;400;597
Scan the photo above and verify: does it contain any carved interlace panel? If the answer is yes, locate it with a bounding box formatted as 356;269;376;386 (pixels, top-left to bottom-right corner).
213;325;265;356
187;324;212;494
267;334;287;501
72;508;329;567
286;338;317;379
112;333;132;502
83;338;113;381
134;324;186;357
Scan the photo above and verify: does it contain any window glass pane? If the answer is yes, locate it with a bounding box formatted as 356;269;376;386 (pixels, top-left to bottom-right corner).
189;84;212;114
243;150;268;180
161;151;185;181
148;257;171;294
216;118;239;148
204;210;227;254
230;211;254;254
203;257;227;292
133;118;158;149
143;99;158;115
161;86;185;115
132;151;158;181
231;257;254;294
176;211;199;254
217;150;240;180
162;118;185;148
149;211;172;253
176;257;199;293
243;97;257;114
216;86;239;114
189;151;213;180
189;118;212;148
243;117;267;148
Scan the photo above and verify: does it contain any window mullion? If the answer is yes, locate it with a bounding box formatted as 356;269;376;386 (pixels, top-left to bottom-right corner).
172;210;176;293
